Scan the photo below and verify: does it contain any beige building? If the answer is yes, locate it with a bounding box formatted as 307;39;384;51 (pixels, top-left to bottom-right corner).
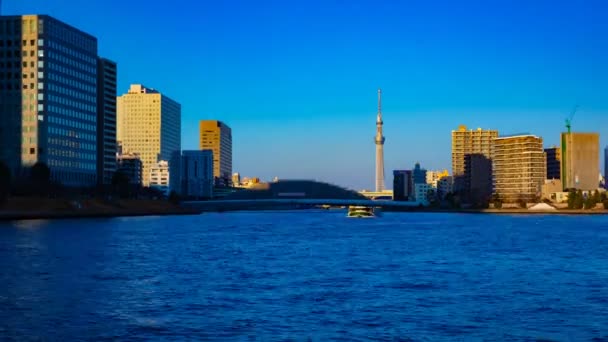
541;179;564;202
149;160;170;197
451;125;498;191
561;132;599;191
426;170;450;188
117;85;181;186
493;135;545;203
199;120;232;185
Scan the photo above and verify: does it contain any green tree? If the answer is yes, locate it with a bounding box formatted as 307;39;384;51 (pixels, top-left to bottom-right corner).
30;162;51;196
593;190;601;204
567;189;577;209
574;190;584;209
492;193;502;209
168;191;180;205
517;199;527;209
111;171;131;198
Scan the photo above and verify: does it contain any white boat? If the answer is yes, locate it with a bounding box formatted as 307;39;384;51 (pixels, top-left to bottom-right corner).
347;206;377;218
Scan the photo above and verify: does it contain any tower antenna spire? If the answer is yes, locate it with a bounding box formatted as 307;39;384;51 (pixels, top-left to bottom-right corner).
378;88;382;117
374;88;386;192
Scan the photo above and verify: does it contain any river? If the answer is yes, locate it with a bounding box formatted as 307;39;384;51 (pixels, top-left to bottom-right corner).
1;211;607;340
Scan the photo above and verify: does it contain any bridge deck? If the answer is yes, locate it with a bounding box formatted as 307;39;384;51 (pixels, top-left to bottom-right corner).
182;199;420;212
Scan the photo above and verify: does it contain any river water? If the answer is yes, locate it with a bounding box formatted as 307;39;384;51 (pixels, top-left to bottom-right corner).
0;211;607;340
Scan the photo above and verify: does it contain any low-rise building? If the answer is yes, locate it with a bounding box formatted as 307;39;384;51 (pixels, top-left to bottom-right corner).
414;183;434;205
426;170;450;188
180;150;213;199
116;153;143;185
149;161;170;197
541;179;563;202
437;176;454;199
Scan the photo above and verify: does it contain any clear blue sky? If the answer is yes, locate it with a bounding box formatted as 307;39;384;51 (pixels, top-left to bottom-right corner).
4;0;608;190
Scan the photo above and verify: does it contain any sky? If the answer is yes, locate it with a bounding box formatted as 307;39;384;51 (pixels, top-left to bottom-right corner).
4;0;608;190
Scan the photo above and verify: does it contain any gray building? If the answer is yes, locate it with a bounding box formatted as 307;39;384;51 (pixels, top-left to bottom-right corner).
180;150;213;199
96;57;117;185
0;15;99;186
116;153;142;185
413;162;427;185
605;146;608;189
545;147;561;180
393;170;413;201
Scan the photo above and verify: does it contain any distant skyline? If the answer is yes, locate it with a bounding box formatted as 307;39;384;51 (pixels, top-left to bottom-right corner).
4;0;608;190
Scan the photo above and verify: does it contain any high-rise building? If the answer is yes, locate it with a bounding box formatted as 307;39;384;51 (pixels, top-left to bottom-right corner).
96;57;117;185
464;154;493;205
393;170;413;201
149;160;169;197
375;89;385;192
544;146;561;180
493;135;545;203
605;146;608;190
199;120;232;185
180;150;214;199
117;84;181;187
451;125;498;192
561;132;599;190
0;15;99;186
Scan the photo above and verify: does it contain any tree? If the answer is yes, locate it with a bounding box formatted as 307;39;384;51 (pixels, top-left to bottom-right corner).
168;191;180;205
30;162;51;196
492;193;502;209
31;162;50;183
574;190;584;209
567;189;577;209
517;199;527;209
593;190;601;204
0;161;11;205
111;171;131;198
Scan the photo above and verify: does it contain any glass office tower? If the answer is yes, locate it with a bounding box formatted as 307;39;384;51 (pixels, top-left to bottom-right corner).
0;15;98;186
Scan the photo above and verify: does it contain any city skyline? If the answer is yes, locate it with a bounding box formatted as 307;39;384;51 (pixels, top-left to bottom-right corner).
3;0;608;190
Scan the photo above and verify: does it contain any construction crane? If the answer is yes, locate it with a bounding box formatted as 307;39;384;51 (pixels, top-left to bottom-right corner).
565;105;579;133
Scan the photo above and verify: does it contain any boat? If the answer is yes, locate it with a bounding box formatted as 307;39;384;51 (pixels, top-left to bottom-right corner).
347;206;377;218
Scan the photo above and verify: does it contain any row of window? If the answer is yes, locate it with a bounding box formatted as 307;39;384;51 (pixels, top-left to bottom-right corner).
47;116;96;136
20;39;44;47
47;40;95;68
48;135;96;151
47;22;97;52
47;96;96;115
47;59;96;85
47;146;96;159
47;81;96;102
0;49;38;58
48;159;96;170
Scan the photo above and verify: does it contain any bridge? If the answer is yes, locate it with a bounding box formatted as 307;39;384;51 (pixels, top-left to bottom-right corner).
182;179;418;212
181;198;420;212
